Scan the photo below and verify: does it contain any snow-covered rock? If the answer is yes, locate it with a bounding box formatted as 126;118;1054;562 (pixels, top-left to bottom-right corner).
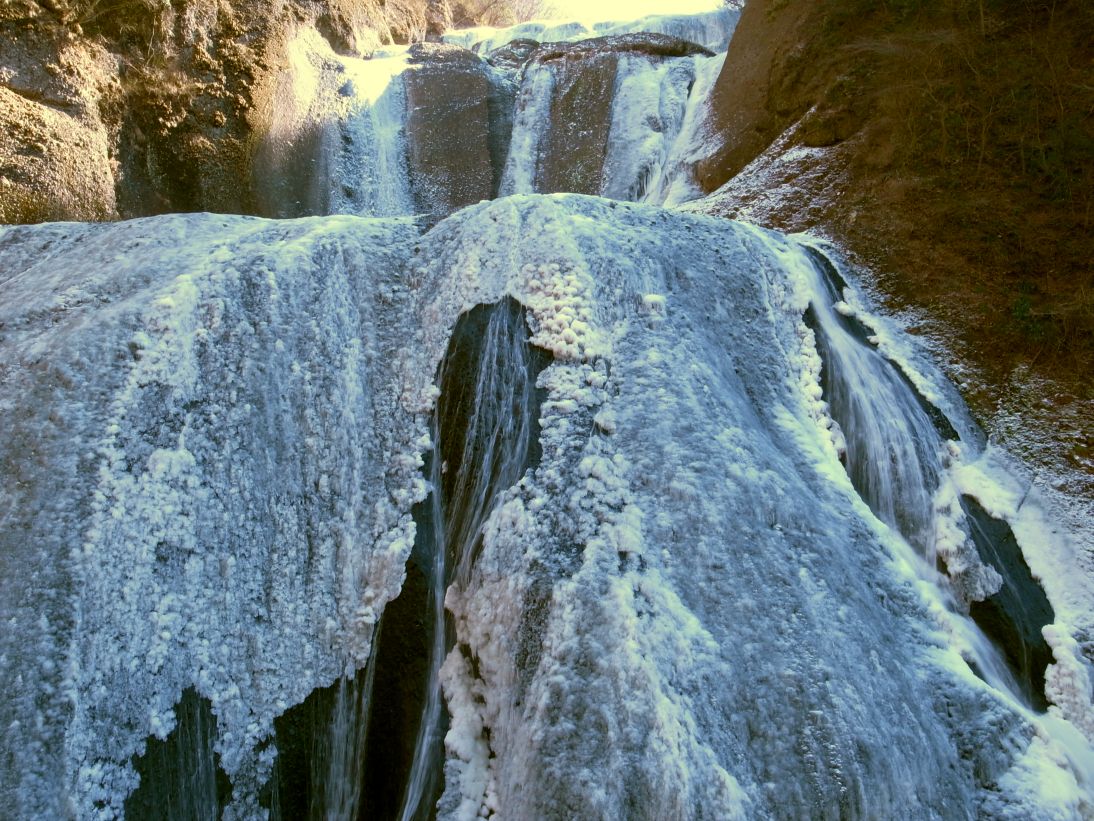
1;195;1089;818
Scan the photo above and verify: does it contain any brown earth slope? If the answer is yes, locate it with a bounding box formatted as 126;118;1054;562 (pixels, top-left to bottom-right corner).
698;0;1093;493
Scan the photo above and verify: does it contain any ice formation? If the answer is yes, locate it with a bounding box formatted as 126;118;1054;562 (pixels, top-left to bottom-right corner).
1;195;1091;819
1;7;1092;821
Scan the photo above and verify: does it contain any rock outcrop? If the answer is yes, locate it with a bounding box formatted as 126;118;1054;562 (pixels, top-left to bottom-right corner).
693;0;1093;498
0;14;117;222
0;0;456;222
404;42;514;220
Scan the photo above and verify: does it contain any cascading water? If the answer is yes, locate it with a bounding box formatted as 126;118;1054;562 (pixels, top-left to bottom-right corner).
499;36;719;203
257;18;729;221
252;32;416;219
395;299;549;821
799;245;946;558
2;9;1093;821
760;230;1073;729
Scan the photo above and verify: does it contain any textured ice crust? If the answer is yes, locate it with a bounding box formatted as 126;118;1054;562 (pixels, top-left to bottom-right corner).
406;197;1093;820
0;196;1091;819
0;215;426;819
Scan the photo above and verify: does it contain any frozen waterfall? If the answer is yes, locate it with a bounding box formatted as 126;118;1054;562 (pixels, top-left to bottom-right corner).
1;8;1093;821
253;21;730;223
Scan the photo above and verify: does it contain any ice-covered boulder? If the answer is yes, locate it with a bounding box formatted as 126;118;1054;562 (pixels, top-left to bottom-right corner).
1;195;1088;819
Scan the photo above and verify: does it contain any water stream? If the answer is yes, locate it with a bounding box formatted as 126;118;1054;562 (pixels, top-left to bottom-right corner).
397;299;550;820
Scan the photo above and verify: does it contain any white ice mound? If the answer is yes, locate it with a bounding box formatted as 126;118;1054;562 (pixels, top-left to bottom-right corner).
0;214;426;818
0;196;1090;820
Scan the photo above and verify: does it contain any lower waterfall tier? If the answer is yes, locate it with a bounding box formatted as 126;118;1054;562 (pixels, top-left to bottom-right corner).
0;196;1090;819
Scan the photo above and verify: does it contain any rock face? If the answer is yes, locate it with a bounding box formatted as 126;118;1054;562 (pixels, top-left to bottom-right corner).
0;0;454;223
536;46;618;195
403;43;514;219
0;24;117;222
692;0;1093;500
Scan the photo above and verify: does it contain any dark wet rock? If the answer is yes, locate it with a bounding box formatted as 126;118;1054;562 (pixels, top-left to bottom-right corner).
484;37;540;71
535;47;617;195
404;43;513;220
532;32;713;63
961;495;1055;711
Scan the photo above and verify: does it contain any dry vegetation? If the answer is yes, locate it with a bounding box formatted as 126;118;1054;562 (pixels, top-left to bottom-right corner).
699;0;1092;487
829;0;1093;364
704;0;1091;408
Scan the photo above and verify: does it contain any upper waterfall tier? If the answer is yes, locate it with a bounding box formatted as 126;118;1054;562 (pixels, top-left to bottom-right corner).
253;18;729;223
1;195;1089;819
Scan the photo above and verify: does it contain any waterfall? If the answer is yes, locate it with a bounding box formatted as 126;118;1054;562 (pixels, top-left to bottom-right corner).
499;37;720;202
1;9;1092;821
755;231;1090;779
252;33;415;218
124;690;228;819
256;19;728;218
397;299;550;820
800;245;946;559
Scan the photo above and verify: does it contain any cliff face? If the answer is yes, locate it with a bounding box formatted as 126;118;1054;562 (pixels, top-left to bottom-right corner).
697;0;1093;492
0;0;446;222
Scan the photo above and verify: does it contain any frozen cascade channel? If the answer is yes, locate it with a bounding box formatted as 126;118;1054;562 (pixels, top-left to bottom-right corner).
1;195;1092;819
392;299;550;821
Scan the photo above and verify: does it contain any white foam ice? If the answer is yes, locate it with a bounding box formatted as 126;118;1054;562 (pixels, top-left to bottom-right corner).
1;196;1091;819
603;51;726;206
0;214;426;819
257;29;416;218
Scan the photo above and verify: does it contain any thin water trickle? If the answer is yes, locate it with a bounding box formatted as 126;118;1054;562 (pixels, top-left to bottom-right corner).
398;299;550;821
320;644;380;820
499;65;556;197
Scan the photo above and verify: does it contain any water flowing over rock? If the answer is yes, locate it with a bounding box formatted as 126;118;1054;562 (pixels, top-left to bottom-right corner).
1;9;1092;821
254;27;725;222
